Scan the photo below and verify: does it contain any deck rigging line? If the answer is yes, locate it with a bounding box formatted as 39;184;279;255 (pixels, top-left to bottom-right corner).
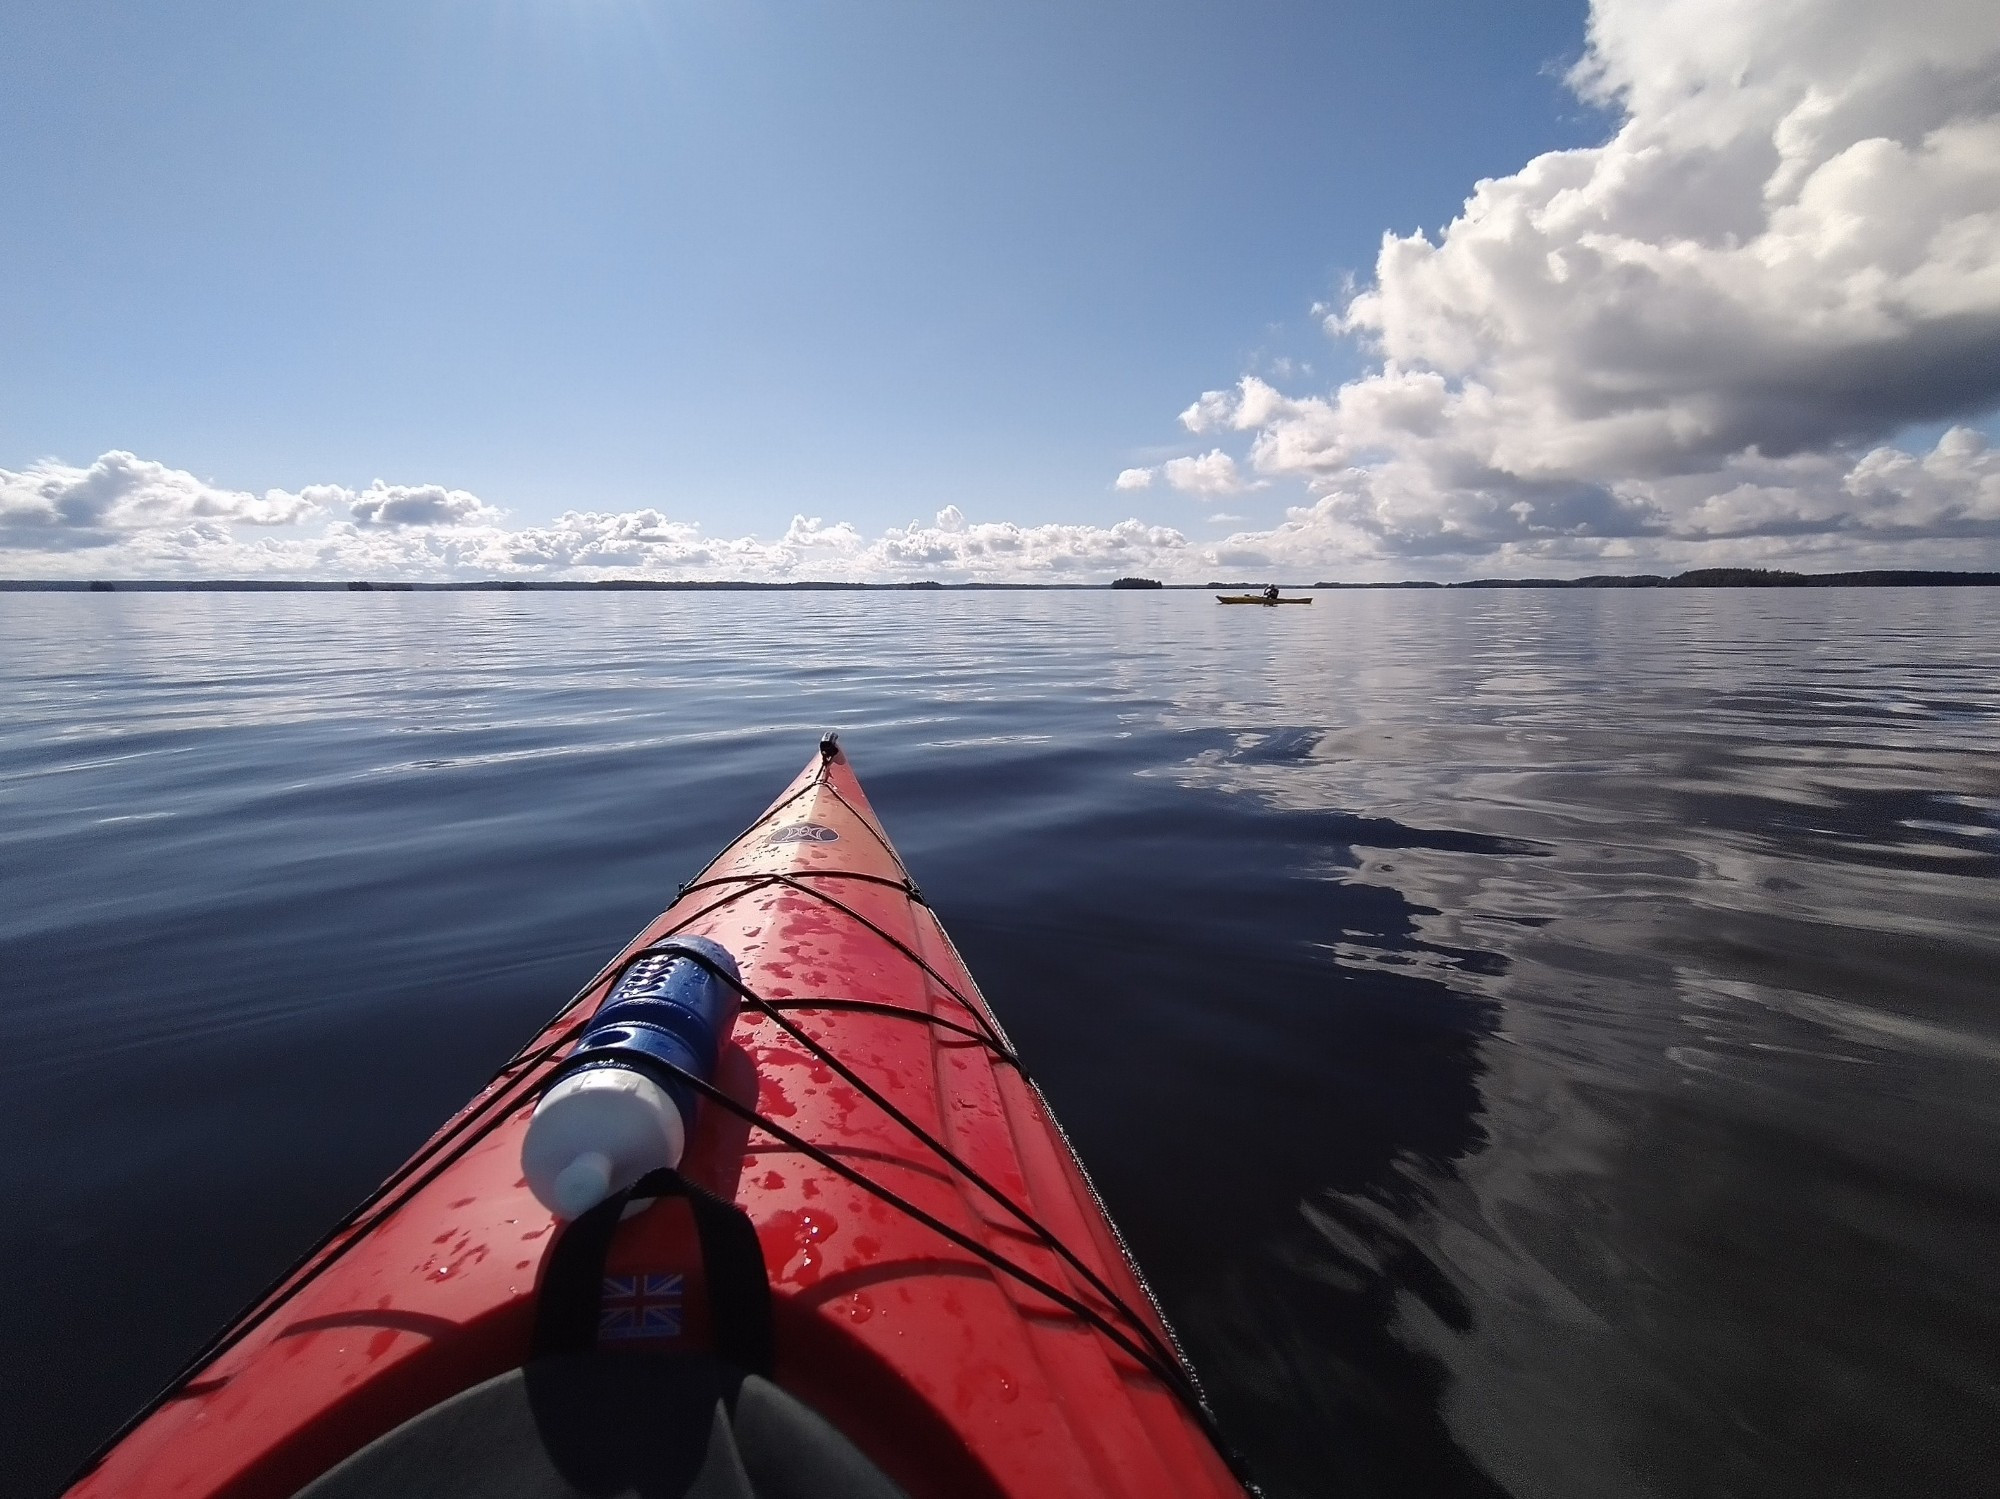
67;757;1253;1493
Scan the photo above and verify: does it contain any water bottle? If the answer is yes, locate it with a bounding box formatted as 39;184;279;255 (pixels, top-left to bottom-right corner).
522;935;742;1218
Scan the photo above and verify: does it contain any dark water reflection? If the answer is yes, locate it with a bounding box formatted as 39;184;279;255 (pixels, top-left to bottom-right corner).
2;589;1997;1497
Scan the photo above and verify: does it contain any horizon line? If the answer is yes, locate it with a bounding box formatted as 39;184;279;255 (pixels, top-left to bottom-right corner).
5;568;2000;593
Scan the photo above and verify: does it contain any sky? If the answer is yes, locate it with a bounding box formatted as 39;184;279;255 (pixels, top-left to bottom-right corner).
2;0;1997;582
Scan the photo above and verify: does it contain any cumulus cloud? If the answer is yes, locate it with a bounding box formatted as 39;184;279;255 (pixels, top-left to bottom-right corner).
1162;449;1248;496
0;451;321;549
1203;423;1996;575
1166;0;2000;570
13;427;1989;586
345;481;502;528
0;457;1203;583
860;507;1190;576
21;0;2000;594
783;514;864;549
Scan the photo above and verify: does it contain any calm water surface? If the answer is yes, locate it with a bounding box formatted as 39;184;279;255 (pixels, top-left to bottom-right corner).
2;589;1997;1498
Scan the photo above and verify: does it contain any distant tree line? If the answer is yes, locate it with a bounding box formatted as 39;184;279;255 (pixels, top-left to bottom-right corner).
8;567;1998;592
1315;568;2000;589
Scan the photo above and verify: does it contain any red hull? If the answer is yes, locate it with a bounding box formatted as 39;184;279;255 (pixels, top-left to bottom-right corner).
71;742;1244;1498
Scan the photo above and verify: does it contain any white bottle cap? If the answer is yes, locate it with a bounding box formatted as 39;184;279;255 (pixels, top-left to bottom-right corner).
522;1064;687;1218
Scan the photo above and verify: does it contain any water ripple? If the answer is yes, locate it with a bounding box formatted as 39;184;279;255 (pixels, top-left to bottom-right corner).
1;587;1996;1499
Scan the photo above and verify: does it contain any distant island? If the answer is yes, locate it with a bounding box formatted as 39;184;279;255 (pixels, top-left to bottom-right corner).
1;567;1995;592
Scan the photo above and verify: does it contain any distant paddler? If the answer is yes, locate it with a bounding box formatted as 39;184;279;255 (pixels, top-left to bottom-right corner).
1215;586;1312;605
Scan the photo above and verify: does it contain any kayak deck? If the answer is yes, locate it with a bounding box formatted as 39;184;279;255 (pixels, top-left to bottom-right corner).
70;741;1243;1499
1215;595;1312;604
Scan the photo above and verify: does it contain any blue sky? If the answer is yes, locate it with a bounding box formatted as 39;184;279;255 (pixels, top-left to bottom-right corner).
3;0;1997;580
1;0;1595;533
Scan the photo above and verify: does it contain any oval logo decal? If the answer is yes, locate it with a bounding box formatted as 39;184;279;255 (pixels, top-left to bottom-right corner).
767;822;841;845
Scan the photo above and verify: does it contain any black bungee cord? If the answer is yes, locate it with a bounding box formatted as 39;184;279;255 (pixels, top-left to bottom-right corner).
602;940;1163;1372
69;763;1258;1493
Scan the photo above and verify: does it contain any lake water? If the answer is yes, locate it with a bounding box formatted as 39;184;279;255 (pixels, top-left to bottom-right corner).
2;588;1996;1498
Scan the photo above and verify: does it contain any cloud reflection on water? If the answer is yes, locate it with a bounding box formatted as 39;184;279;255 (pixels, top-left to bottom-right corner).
1132;588;2000;1497
2;588;1995;1499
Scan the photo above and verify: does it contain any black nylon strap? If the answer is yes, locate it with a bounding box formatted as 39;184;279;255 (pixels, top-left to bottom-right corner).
532;1168;775;1378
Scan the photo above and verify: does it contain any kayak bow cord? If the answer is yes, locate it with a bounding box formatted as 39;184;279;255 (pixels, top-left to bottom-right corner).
471;907;1210;1435
58;873;775;1489
66;732;1259;1495
598;939;1158;1359
582;938;1252;1483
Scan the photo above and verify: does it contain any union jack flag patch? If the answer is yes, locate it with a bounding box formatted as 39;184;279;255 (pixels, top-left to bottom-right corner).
599;1273;684;1342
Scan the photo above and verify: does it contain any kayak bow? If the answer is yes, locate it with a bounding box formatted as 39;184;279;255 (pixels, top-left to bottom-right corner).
69;737;1247;1499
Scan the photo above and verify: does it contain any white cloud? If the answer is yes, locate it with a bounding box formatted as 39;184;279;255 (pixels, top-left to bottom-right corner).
1179;391;1236;434
864;510;1190;576
18;0;2000;592
783;514;864;549
1166;0;2000;570
345;481;502;528
1162;449;1248;496
0;451;321;549
0;451;1204;583
9;429;1991;585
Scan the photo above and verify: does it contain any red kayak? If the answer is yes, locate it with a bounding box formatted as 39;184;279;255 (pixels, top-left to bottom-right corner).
69;737;1248;1498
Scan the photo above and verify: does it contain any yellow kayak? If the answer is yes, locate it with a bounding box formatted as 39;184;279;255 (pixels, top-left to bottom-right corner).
1216;595;1312;605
